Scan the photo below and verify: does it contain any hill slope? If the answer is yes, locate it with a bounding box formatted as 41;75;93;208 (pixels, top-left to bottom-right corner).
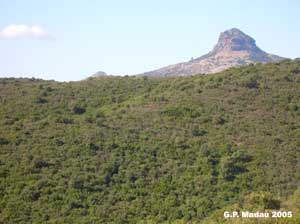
139;28;285;77
1;60;300;223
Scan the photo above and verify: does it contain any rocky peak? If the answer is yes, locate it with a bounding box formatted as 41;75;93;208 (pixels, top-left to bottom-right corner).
133;28;286;77
212;28;259;53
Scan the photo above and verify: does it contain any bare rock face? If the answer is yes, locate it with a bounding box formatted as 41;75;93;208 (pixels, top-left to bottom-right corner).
213;28;257;52
139;28;285;77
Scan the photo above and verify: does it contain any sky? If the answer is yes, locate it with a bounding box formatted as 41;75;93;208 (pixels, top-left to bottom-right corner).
0;0;299;81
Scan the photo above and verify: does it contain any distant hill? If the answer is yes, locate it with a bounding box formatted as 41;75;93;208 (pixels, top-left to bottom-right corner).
91;71;108;77
1;60;300;223
90;71;121;79
139;28;286;77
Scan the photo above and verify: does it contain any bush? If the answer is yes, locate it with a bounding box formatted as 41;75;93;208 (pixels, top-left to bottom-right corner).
220;151;251;180
243;192;281;210
0;137;9;145
35;97;48;104
73;105;86;114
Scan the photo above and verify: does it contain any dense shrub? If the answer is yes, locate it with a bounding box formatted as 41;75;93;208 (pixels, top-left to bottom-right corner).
73;105;86;114
1;61;300;223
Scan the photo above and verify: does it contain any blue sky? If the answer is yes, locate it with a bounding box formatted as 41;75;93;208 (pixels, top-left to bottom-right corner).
0;0;299;81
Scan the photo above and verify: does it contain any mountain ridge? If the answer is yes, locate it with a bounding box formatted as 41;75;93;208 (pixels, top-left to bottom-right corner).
138;28;286;77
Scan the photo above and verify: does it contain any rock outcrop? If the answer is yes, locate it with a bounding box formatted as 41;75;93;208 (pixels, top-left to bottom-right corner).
139;28;285;77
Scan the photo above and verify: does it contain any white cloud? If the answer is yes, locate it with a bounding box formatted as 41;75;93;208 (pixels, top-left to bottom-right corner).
0;24;53;40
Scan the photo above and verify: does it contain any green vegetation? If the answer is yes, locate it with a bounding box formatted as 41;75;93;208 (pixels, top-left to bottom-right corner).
1;60;300;223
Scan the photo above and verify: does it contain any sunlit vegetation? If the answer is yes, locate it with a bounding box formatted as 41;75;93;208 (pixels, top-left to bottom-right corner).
1;60;300;223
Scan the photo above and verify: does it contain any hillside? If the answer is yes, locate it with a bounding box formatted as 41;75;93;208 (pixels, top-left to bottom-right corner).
138;28;285;77
1;60;300;223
